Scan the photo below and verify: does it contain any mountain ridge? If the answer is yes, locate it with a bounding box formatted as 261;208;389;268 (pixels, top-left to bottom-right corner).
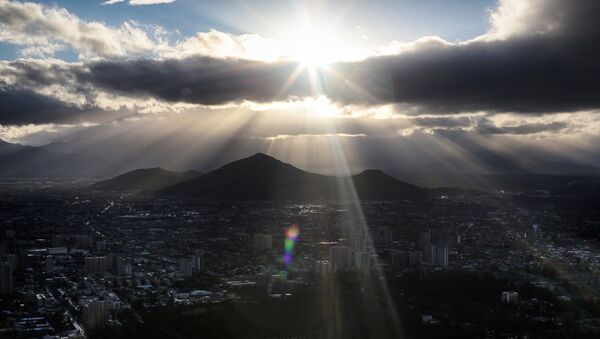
92;167;203;191
2;138;598;179
156;152;480;201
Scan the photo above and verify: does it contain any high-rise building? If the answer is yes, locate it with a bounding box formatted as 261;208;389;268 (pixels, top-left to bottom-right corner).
95;240;107;251
123;262;133;276
353;235;368;253
329;246;351;272
191;249;206;272
73;235;95;249
84;256;109;274
178;258;193;277
315;260;333;275
52;234;67;247
45;255;55;273
109;254;122;274
83;300;113;329
1;262;13;295
532;224;542;239
5;254;18;271
408;251;423;265
47;247;67;256
354;252;371;271
18;248;30;270
110;255;131;276
116;257;125;276
373;227;393;245
423;244;436;265
435;245;449;267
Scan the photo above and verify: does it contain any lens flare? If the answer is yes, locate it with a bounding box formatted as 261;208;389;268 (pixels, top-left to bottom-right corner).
283;224;300;266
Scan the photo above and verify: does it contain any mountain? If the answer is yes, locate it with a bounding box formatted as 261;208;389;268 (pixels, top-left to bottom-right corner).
91;168;202;191
349;169;429;200
0;140;59;177
159;153;473;201
160;153;333;200
419;149;600;176
0;139;191;178
0;139;100;177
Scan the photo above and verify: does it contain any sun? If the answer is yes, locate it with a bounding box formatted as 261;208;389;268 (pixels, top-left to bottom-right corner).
285;28;345;67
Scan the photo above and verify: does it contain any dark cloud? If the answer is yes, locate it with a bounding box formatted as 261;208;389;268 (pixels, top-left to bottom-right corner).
407;116;473;129
324;0;600;112
0;85;85;125
475;118;568;135
335;36;600;113
82;57;313;105
0;83;134;125
2;0;600;125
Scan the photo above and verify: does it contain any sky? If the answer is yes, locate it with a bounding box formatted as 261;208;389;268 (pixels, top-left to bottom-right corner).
0;0;599;175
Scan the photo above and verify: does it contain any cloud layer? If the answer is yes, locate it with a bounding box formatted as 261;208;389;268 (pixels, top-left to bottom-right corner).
0;0;598;151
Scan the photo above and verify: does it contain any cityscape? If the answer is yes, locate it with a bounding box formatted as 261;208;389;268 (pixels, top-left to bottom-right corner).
1;155;600;337
1;0;600;338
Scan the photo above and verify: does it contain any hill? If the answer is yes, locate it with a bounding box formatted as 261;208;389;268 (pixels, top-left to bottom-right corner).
92;168;202;191
159;153;470;201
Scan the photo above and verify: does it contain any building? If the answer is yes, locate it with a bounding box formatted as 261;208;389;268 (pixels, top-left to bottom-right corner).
83;300;114;329
47;247;67;256
52;234;67;247
73;235;95;249
0;262;13;295
110;255;132;276
353;235;368;253
123;262;133;276
95;240;107;251
315;260;333;275
5;253;18;271
435;245;449;267
409;251;423;265
501;291;519;304
84;256;110;275
18;248;30;270
354;252;371;271
532;224;542;239
45;255;55;273
372;227;393;245
14;317;54;336
252;234;273;251
329;246;351;272
423;244;436;265
179;258;193;277
110;254;122;274
191;249;206;272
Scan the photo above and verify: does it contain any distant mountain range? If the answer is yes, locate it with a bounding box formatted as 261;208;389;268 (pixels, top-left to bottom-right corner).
0;139;180;178
91;168;202;191
92;153;484;201
0;139;103;177
1;138;598;181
